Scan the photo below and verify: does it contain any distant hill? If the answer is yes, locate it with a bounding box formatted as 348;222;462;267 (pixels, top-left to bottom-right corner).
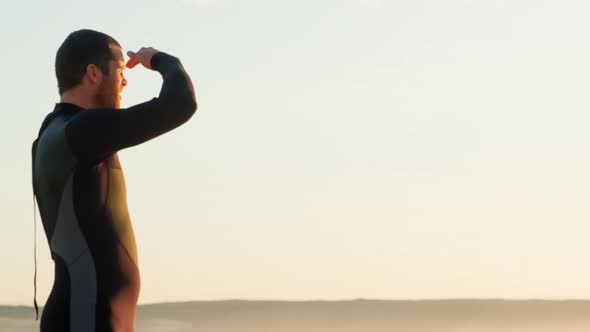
4;299;590;331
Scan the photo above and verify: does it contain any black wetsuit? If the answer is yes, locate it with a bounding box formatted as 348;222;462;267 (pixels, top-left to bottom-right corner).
31;52;197;332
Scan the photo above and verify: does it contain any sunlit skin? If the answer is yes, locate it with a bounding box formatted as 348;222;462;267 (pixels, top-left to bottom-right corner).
60;46;160;110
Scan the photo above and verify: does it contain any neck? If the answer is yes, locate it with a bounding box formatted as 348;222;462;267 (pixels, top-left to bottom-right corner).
60;89;95;109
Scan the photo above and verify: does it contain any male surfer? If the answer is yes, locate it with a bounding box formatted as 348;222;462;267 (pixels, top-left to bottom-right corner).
32;29;197;331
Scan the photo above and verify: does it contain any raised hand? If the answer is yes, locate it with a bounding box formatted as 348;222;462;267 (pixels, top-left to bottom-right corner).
126;47;161;70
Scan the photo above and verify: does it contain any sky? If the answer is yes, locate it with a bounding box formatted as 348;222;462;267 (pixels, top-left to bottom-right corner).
3;0;590;306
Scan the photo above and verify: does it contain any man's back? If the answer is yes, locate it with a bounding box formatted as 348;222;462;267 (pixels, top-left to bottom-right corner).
32;48;197;332
34;103;140;331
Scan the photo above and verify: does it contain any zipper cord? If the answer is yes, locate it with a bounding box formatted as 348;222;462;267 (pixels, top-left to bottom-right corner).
32;140;39;321
33;193;39;320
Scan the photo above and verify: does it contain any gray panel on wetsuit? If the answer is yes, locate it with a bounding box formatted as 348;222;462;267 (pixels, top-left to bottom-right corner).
34;115;77;242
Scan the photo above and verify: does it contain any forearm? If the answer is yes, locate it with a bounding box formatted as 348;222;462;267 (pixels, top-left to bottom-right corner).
152;52;198;117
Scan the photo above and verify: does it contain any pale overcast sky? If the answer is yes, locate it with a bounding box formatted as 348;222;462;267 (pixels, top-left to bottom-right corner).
3;0;590;306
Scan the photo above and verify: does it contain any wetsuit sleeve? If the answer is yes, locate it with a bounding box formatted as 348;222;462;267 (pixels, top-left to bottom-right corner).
64;52;197;162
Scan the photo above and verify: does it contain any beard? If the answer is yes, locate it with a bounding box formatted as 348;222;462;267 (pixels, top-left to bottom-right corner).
95;80;120;109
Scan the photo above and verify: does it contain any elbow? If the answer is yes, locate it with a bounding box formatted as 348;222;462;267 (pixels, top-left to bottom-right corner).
189;97;198;115
177;94;197;123
185;96;198;118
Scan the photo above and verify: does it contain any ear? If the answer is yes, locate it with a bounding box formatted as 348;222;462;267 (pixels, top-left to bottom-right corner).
85;64;103;85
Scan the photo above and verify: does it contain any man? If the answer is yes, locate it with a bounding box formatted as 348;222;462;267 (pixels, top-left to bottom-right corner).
31;29;197;331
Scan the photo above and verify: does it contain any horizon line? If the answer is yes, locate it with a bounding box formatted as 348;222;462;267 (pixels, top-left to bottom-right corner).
5;297;590;308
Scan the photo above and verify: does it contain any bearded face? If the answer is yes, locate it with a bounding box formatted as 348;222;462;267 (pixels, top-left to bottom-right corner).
94;47;127;109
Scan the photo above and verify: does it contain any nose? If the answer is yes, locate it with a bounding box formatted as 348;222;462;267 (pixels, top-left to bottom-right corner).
122;77;128;87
